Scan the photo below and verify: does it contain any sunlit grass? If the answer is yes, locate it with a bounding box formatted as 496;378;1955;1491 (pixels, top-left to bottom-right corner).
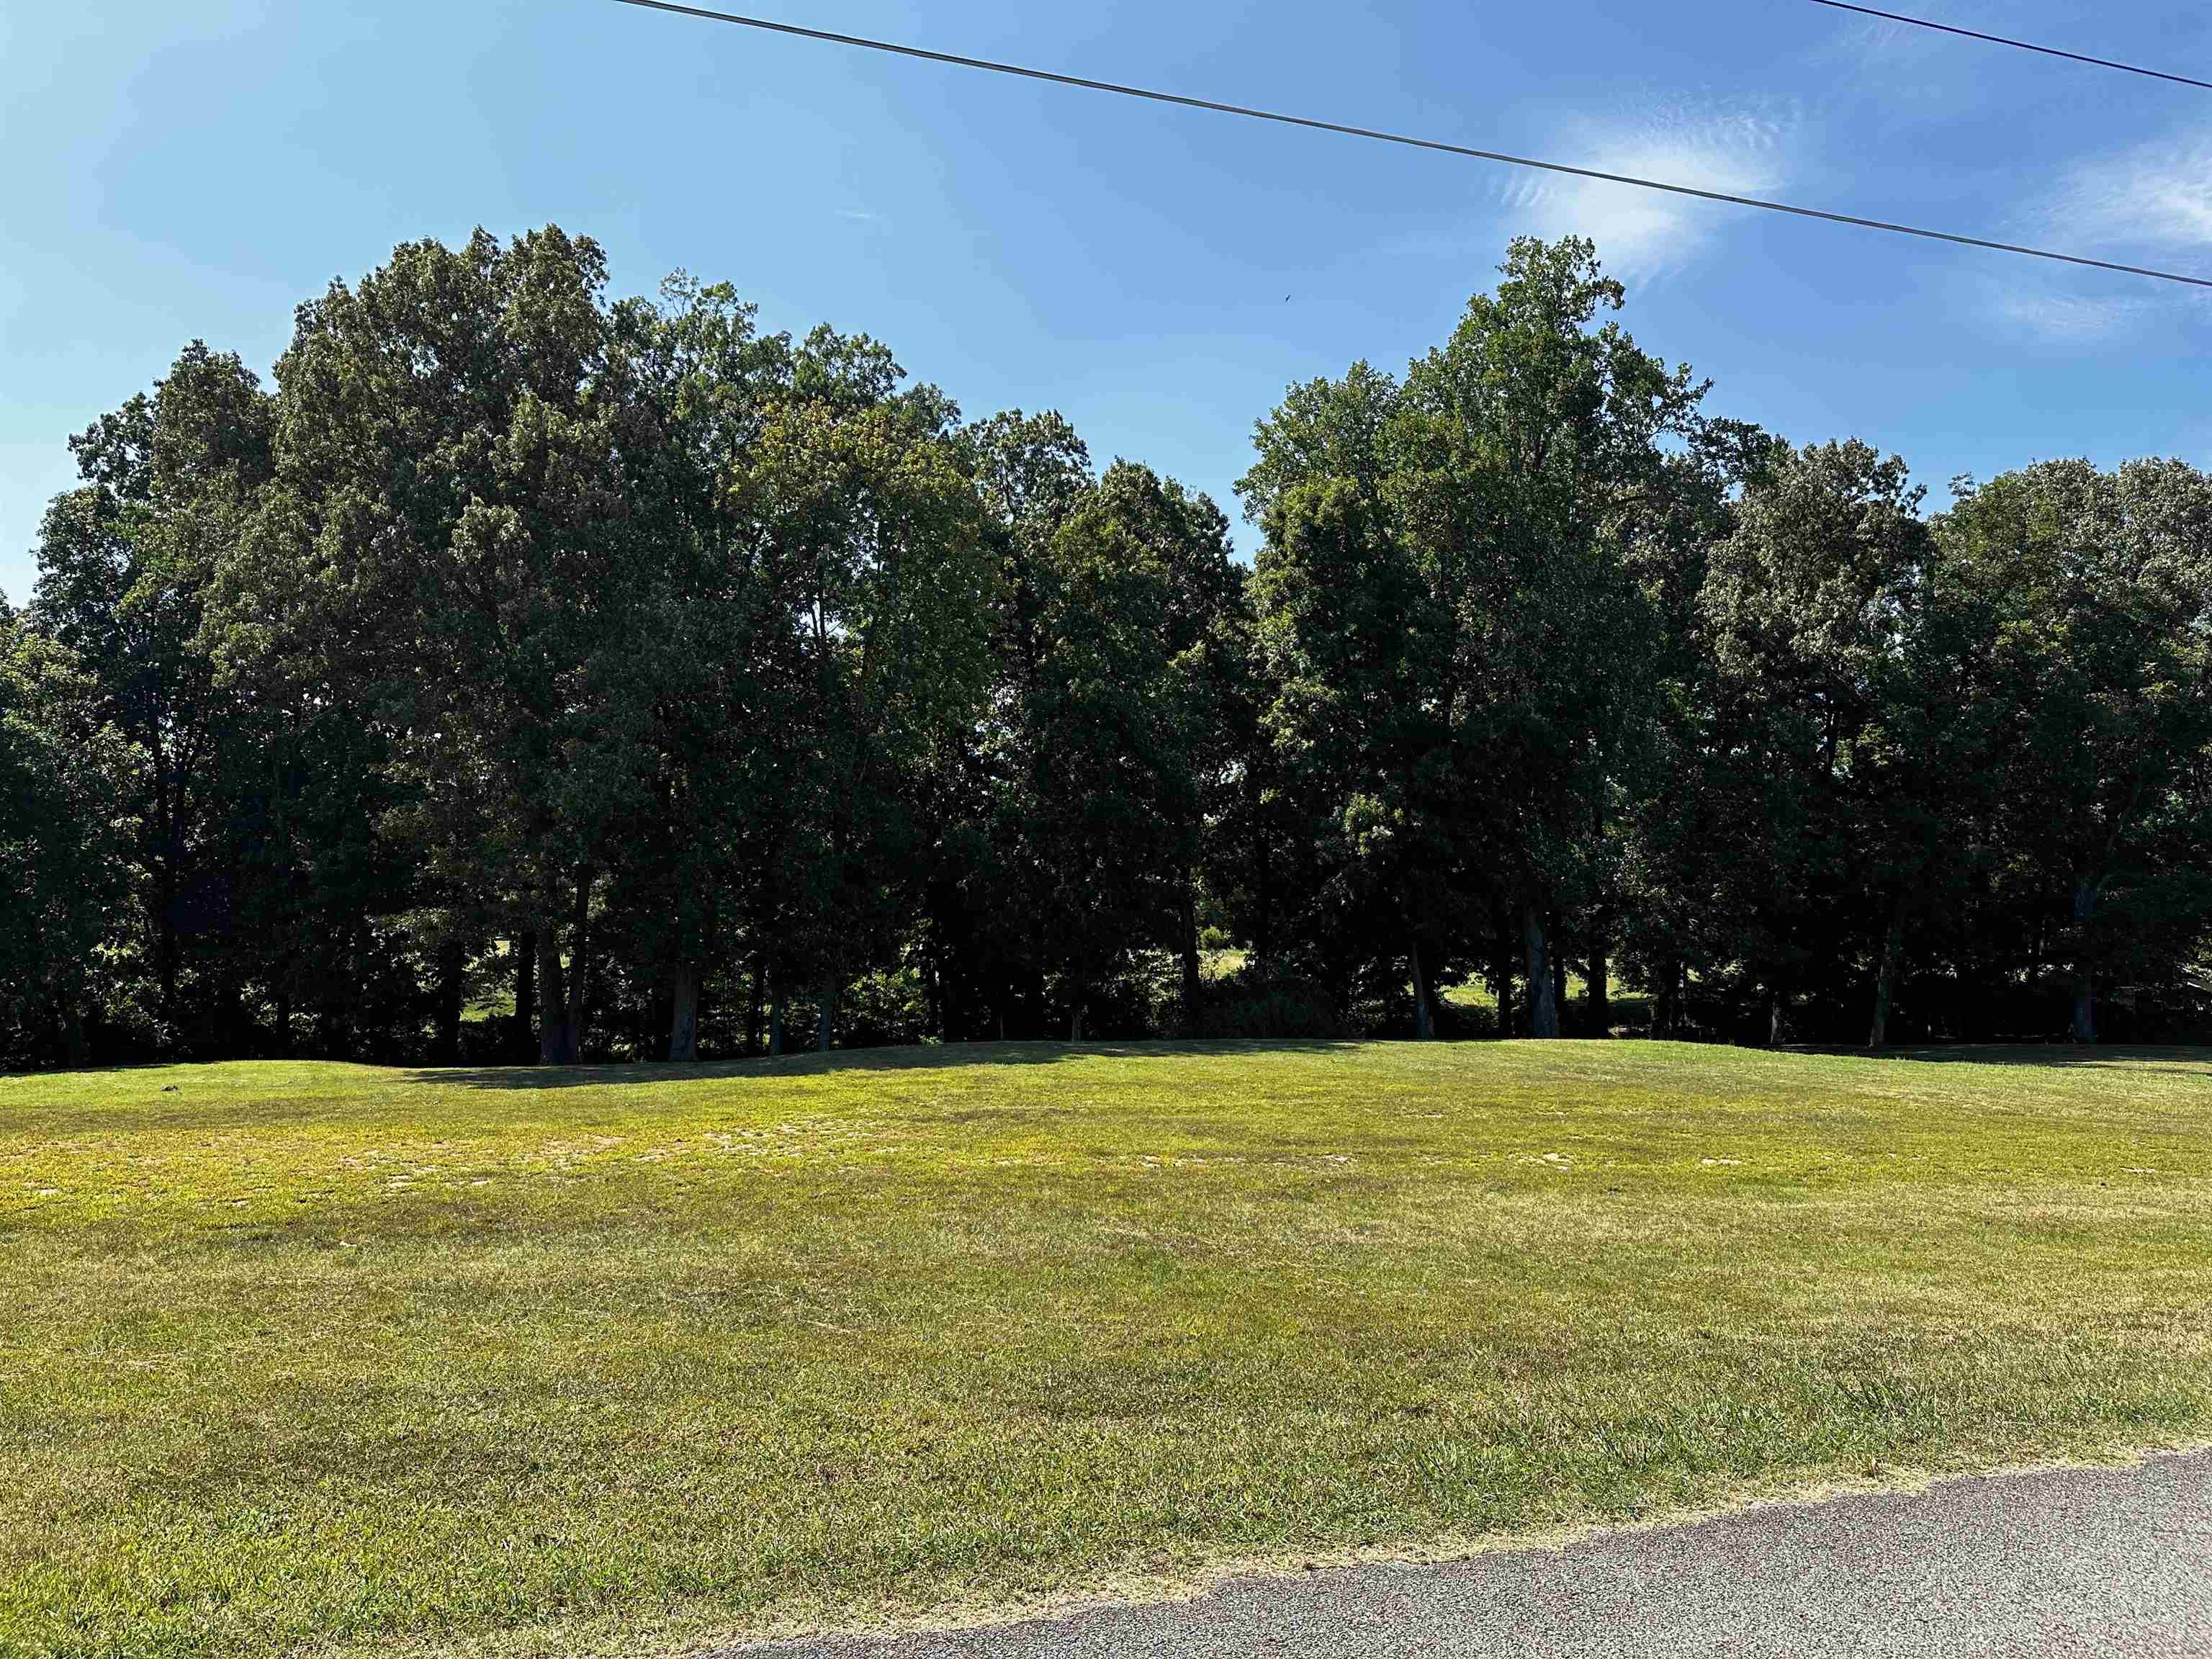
4;1040;2208;1658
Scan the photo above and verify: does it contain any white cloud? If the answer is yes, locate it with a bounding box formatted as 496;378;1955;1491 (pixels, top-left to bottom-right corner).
1990;285;2154;343
1920;114;2212;346
2000;127;2212;339
2051;127;2212;252
1498;100;1798;279
1817;7;1968;82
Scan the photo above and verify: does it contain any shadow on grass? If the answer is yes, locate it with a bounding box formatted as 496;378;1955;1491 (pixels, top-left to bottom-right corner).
415;1037;1363;1090
415;1038;2210;1091
1861;1043;2212;1076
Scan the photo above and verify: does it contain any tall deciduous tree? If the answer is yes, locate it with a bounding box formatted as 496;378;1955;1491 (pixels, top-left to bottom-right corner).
1247;238;1701;1037
750;332;996;1048
0;612;136;1064
1030;462;1243;1037
1699;440;1936;1046
220;228;659;1063
1394;238;1701;1038
943;410;1099;1039
31;343;274;1047
598;276;797;1061
1938;459;2212;1042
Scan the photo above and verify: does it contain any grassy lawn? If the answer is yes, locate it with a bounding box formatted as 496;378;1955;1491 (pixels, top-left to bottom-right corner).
4;1041;2210;1658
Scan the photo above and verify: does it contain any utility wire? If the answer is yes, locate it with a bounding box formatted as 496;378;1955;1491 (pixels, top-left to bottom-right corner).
1806;1;2211;92
610;0;2211;290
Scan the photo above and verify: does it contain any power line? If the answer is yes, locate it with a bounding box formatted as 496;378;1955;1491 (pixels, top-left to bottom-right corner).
609;0;2211;291
1806;1;2211;93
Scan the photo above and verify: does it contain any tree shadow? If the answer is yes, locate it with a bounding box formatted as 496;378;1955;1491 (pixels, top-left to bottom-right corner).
416;1038;2210;1092
415;1037;1364;1091
1858;1043;2212;1076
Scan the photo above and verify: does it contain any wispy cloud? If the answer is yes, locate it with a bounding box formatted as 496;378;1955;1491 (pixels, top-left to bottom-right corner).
1988;284;2155;343
2050;127;2212;253
1816;7;1959;76
1498;100;1799;279
1807;2;2011;114
1992;124;2212;339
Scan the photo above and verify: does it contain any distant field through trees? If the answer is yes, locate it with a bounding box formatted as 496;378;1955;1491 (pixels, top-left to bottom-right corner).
6;228;2209;1066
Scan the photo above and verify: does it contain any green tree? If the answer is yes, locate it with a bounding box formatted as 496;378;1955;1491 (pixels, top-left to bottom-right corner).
939;409;1100;1040
1699;439;1936;1045
1395;238;1701;1037
1249;460;1453;1033
1246;238;1701;1037
1610;420;1776;1038
30;342;274;1048
1937;459;2212;1042
0;612;137;1064
1029;462;1244;1036
220;228;661;1064
749;332;996;1049
597;276;799;1061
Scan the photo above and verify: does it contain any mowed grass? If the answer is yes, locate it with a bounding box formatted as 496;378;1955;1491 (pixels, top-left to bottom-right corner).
4;1042;2210;1658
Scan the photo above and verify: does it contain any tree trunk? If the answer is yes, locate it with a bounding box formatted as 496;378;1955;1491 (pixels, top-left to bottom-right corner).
1523;904;1560;1039
2071;875;2099;1044
62;1002;89;1069
817;981;837;1053
940;957;963;1045
1551;937;1569;1038
1179;871;1202;1028
511;930;536;1063
746;954;765;1056
769;990;786;1057
1253;834;1274;974
1768;991;1786;1049
1655;957;1678;1039
1869;903;1906;1050
274;989;294;1058
154;864;180;1031
1069;1002;1085;1043
1493;911;1516;1039
562;871;591;1062
1585;796;1610;1038
147;751;179;1030
1409;932;1434;1041
316;981;352;1061
667;963;700;1063
1587;914;1611;1037
434;940;464;1064
207;966;245;1061
536;920;571;1066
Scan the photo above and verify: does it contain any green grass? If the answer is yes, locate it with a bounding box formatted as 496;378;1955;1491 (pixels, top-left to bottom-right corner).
4;1041;2210;1659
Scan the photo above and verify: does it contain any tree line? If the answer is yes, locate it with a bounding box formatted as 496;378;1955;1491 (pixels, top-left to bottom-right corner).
6;227;2208;1068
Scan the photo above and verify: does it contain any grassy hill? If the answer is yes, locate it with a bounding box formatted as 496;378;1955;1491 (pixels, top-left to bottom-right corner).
4;1041;2209;1658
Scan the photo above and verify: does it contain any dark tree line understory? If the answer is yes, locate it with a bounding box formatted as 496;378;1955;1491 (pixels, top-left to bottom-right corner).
6;228;2210;1069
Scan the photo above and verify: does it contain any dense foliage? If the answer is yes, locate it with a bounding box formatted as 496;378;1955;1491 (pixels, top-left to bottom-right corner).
7;228;2209;1066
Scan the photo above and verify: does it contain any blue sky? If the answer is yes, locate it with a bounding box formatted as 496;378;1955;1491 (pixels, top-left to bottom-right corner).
5;0;2210;600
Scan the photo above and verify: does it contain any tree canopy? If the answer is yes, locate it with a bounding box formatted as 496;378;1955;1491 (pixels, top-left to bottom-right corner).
7;226;2208;1067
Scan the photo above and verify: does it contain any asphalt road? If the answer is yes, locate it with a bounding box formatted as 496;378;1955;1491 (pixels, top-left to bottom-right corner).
725;1450;2212;1658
